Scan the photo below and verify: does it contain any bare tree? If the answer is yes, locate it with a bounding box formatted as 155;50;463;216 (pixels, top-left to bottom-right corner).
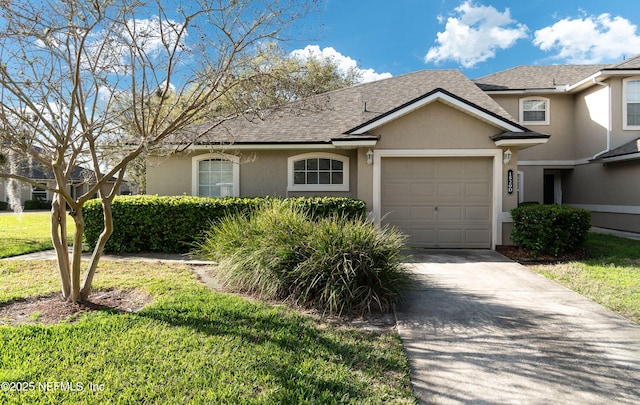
0;0;318;302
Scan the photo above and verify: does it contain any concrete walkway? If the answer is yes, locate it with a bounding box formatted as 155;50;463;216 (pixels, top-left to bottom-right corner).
395;250;640;404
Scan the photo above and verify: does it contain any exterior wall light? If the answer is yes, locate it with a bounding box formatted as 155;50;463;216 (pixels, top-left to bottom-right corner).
503;148;512;164
366;149;374;165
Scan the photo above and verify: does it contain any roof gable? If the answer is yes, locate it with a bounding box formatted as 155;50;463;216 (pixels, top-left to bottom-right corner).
346;87;527;135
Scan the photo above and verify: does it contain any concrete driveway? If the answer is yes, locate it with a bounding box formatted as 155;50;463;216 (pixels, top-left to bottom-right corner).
396;250;640;404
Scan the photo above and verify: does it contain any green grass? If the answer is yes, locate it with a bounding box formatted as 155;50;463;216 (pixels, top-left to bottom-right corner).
0;212;76;258
0;260;416;404
532;232;640;324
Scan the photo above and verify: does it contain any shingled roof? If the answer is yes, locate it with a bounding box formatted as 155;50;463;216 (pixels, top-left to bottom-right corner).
186;69;525;146
598;138;640;162
474;64;608;91
607;54;640;70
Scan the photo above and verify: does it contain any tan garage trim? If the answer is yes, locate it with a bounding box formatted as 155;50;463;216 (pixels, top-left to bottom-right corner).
372;149;503;248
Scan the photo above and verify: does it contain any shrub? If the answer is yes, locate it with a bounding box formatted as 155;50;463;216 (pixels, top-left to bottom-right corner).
24;200;52;210
511;204;591;256
83;195;367;254
0;201;7;211
197;200;412;315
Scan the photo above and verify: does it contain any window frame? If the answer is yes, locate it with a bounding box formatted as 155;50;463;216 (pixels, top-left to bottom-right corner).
519;97;550;125
623;77;640;130
191;153;240;197
287;152;349;192
31;183;48;201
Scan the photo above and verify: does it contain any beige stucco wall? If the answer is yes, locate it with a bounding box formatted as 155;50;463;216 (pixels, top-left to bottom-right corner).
492;94;576;161
147;149;358;198
371;101;500;149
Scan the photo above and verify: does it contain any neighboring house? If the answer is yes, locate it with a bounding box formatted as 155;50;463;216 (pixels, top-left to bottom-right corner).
0;160;128;208
147;55;640;248
475;55;640;235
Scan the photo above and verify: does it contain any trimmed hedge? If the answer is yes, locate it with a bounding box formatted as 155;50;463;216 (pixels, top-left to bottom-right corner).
0;201;7;211
24;200;52;210
511;204;591;256
83;195;367;254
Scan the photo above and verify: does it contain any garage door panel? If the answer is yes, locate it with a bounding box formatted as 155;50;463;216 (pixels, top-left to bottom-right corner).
411;206;436;220
381;157;492;248
437;183;463;198
406;228;437;246
466;206;491;220
465;182;491;198
437;206;463;220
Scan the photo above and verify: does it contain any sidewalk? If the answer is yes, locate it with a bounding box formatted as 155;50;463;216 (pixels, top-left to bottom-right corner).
2;250;213;265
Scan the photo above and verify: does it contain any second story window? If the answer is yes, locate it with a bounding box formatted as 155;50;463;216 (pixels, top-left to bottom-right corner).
520;97;549;125
624;78;640;129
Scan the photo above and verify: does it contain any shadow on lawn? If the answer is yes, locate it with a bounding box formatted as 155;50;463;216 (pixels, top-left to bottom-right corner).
135;292;409;401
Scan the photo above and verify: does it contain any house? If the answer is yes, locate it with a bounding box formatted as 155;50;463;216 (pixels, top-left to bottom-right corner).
0;159;129;209
147;56;640;248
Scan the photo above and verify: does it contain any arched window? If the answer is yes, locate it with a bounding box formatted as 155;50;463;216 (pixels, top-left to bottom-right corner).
191;153;239;197
519;97;550;125
287;153;349;191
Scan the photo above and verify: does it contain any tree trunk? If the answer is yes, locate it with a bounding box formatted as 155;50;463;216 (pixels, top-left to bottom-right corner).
80;197;114;301
69;208;85;302
51;194;71;300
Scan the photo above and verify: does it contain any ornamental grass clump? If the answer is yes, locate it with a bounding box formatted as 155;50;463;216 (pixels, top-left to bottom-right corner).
197;200;412;315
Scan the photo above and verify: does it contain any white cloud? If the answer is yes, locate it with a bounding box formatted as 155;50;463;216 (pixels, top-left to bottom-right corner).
425;1;528;68
533;14;640;63
290;45;392;83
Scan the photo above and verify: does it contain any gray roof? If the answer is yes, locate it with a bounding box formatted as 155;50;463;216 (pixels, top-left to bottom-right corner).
474;65;608;91
599;138;640;161
608;54;640;70
187;70;524;145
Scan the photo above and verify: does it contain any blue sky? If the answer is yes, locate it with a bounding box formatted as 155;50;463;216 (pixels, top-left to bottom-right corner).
285;0;640;81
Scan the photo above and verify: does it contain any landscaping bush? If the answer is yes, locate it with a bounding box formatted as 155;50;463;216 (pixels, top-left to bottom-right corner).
83;195;367;254
0;201;7;210
197;200;412;315
511;204;591;256
24;200;52;210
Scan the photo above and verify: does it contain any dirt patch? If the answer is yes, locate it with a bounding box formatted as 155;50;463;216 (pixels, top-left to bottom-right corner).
496;245;586;264
0;289;152;325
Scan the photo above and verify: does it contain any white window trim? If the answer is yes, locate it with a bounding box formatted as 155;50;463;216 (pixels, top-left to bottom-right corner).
623;77;640;130
191;153;240;197
519;96;550;125
287;152;349;192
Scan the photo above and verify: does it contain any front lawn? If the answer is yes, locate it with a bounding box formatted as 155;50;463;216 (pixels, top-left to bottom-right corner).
531;232;640;324
0;260;415;404
0;212;75;258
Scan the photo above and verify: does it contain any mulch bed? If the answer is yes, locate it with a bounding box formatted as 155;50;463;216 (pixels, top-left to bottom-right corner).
496;245;587;265
0;289;152;325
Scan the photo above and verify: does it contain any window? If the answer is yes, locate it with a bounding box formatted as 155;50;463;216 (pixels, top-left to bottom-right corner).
624;78;640;129
191;153;239;197
288;153;349;191
519;97;549;125
32;184;47;201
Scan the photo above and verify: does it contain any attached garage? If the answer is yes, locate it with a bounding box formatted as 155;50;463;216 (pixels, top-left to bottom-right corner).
381;157;493;248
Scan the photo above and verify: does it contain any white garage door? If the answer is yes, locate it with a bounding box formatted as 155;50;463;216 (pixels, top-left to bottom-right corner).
381;157;492;248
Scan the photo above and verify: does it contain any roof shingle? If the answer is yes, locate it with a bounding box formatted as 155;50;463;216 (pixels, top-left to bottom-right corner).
188;70;521;145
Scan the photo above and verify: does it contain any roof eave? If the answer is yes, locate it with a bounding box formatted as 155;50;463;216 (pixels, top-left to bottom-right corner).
600;152;640;163
492;132;551;149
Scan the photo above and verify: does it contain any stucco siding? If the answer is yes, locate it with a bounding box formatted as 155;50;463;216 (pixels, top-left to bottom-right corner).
492;94;576;161
371;101;500;150
147;149;358;198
